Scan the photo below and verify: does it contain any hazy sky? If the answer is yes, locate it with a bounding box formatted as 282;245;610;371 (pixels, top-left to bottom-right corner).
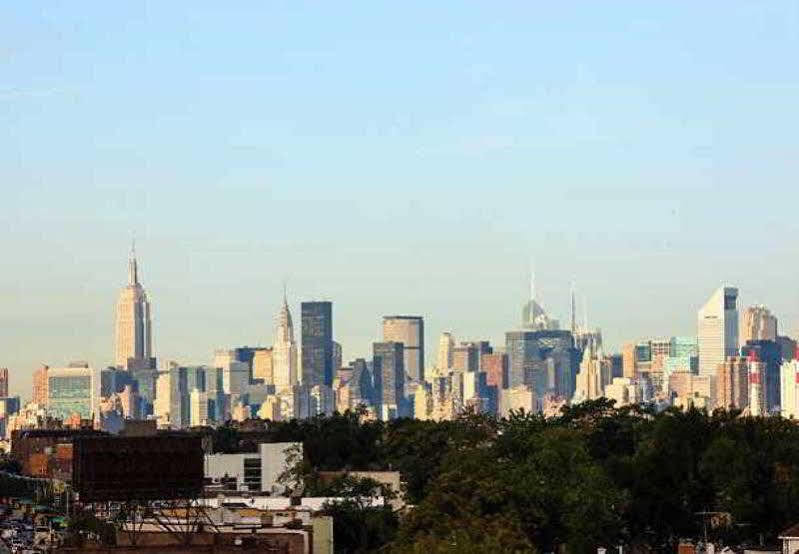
3;2;799;397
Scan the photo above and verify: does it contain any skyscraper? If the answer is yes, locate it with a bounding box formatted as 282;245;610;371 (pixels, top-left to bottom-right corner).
114;243;153;368
697;286;739;377
436;332;455;372
373;341;405;419
740;305;778;344
521;272;559;331
272;293;298;390
715;356;749;410
301;301;333;387
780;357;799;419
0;368;7;397
382;316;425;382
32;365;48;406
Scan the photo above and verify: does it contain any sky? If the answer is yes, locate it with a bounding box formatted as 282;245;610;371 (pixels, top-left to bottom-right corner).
2;2;799;397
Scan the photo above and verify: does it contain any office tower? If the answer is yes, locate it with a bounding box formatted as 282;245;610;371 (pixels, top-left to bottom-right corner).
573;348;610;403
190;389;209;427
698;286;739;376
333;341;343;373
437;332;455;372
777;335;798;362
46;366;100;423
481;352;508;389
740;305;778;344
373;342;405;419
342;358;373;409
506;330;579;401
622;343;636;379
301;301;333;387
715;357;749;410
32;365;48;406
608;354;624;379
522;273;559;331
650;339;671;358
114;242;153;368
740;340;782;413
383;316;425;382
748;352;765;416
780;358;799;418
498;385;536;417
0;368;7;397
253;348;274;383
635;342;653;374
272;294;298;390
453;342;480;372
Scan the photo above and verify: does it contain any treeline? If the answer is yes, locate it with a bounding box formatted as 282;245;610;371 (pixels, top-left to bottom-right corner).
211;402;799;553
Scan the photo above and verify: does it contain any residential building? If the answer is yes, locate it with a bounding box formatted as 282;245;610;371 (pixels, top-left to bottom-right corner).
748;353;765;416
697;286;739;377
32;365;48;406
715;357;748;410
301;301;333;387
382;316;425;382
114;243;153;368
740;305;778;344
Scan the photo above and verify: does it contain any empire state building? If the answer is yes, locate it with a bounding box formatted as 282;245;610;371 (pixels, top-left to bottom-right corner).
114;244;152;368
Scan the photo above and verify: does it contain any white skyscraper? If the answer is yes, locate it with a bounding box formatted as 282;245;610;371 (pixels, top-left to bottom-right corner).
697;286;739;377
436;332;455;373
272;292;298;390
780;359;799;419
114;243;153;368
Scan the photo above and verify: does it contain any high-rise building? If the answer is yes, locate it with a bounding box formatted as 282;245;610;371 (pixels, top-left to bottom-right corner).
698;286;739;377
506;330;579;401
453;342;480;373
436;332;455;373
372;342;405;419
740;340;782;413
332;341;343;374
748;352;765;417
780;358;799;419
740;305;778;344
481;352;508;389
301;301;333;387
0;368;8;397
46;366;100;424
573;348;610;403
114;243;153;368
252;348;274;383
32;365;49;406
715;356;748;410
382;316;425;382
622;343;636;379
521;273;559;331
273;293;298;390
777;335;798;362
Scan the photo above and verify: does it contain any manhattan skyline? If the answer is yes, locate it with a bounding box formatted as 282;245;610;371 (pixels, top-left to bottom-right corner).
3;2;799;395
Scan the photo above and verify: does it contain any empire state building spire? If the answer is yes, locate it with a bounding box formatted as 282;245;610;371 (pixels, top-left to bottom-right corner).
128;239;139;286
115;241;152;368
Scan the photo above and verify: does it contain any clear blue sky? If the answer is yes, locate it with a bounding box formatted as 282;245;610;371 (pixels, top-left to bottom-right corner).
2;2;799;397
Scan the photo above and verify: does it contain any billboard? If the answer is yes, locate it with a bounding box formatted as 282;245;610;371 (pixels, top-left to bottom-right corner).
72;435;203;501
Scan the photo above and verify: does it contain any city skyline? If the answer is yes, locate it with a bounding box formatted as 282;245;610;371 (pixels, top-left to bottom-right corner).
4;2;799;396
2;239;797;398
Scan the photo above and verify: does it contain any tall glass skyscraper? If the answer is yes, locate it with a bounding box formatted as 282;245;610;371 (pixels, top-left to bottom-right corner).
301;301;333;387
382;315;424;382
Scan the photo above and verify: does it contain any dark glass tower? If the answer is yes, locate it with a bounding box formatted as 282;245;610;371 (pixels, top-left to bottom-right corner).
301;301;333;387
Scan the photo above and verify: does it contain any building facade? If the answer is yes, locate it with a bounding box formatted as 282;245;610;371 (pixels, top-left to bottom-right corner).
46;366;101;423
697;286;739;377
114;244;153;368
301;302;333;387
382;316;424;382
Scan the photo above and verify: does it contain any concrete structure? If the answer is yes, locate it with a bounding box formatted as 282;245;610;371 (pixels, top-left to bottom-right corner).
301;301;333;387
253;348;274;383
697;286;739;377
716;357;749;410
452;342;481;373
498;385;536;417
780;358;799;419
573;348;610;403
373;342;404;419
741;340;782;413
0;368;7;398
604;377;638;407
204;442;301;494
382;316;424;382
46;365;100;424
32;365;49;406
622;343;636;379
481;352;508;389
748;353;765;416
190;388;209;426
741;304;778;344
114;243;153;368
436;332;455;373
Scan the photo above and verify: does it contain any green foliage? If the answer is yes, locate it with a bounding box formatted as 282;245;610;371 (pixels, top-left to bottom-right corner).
213;404;799;552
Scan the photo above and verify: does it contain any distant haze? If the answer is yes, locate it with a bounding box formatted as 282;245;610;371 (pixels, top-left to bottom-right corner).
3;3;799;396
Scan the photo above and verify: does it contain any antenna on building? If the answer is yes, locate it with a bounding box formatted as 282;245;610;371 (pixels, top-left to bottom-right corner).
570;282;577;336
